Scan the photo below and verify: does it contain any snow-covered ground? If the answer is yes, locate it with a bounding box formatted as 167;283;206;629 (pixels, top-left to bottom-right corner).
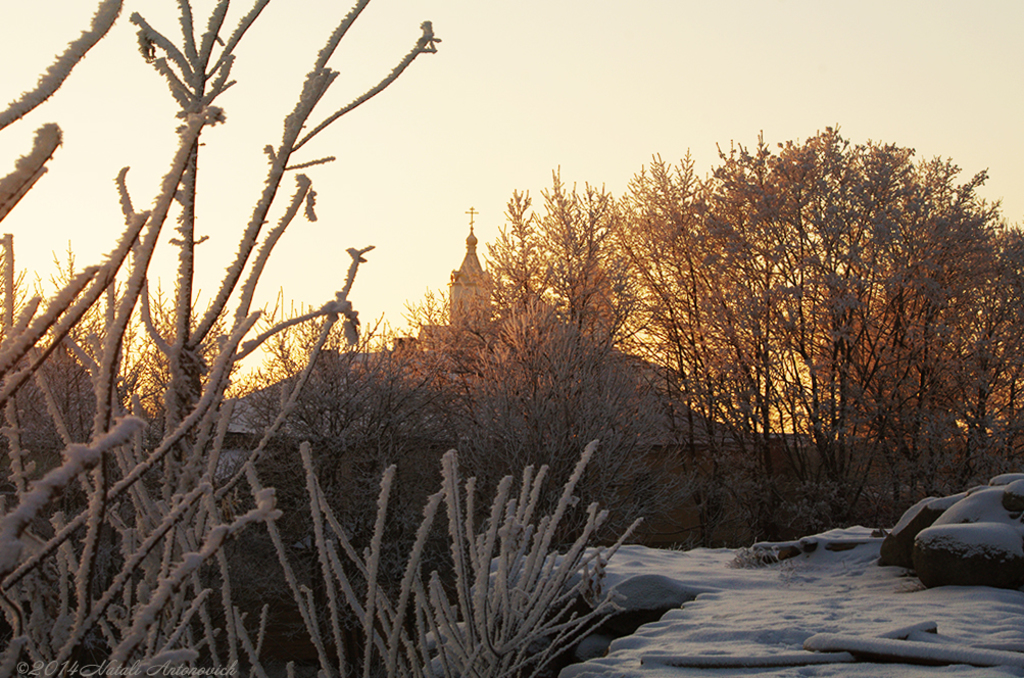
565;527;1024;677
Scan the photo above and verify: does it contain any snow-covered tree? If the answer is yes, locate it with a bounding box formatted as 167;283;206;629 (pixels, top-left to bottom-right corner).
1;5;638;676
487;172;637;342
618;129;1019;540
0;0;438;670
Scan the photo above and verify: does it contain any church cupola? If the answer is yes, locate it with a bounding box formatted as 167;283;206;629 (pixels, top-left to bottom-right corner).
449;207;491;325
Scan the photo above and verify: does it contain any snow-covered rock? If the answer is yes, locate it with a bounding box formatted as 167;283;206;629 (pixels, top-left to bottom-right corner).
575;634;614;661
879;494;960;569
990;473;1024;487
913;522;1024;589
881;472;1024;590
932;487;1011;526
1002;479;1024;512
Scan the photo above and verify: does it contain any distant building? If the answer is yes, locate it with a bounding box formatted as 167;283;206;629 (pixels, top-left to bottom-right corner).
448;225;490;325
403;211;492;352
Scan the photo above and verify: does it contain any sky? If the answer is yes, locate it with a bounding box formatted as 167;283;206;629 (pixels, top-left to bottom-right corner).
0;0;1021;337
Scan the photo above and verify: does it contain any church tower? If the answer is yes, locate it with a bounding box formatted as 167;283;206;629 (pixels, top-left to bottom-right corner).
449;208;490;325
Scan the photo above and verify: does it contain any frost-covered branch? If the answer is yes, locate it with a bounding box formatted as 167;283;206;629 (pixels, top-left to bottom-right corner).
0;0;123;131
293;21;440;153
0;417;143;580
271;440;636;678
1;311;259;592
107;488;282;663
233;174;313;326
205;0;272;81
130;12;193;85
0;124;62;223
198;0;231;74
1;0;442;670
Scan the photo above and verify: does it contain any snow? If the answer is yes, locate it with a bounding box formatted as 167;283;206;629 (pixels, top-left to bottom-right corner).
990;474;1024;487
1005;480;1024;502
933;487;1018;527
890;492;969;535
562;527;1024;678
917;523;1024;560
804;633;1024;668
890;496;938;534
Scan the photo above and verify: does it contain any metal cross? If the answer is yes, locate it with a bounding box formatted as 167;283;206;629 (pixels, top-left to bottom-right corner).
465;207;478;228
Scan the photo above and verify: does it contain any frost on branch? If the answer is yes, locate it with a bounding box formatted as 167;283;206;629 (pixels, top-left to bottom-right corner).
0;0;123;132
0;417;143;578
261;439;638;678
0;123;62;223
0;0;444;671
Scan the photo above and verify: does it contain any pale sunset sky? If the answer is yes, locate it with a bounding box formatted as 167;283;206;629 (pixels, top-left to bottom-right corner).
0;0;1021;334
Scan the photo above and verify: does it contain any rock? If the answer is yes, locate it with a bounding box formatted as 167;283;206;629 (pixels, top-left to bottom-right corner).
879;496;950;568
912;522;1024;589
599;573;697;636
825;541;863;552
606;573;697;612
799;537;819;552
574;634;613;661
990;473;1024;486
1002;479;1024;513
601;607;674;637
932;487;1007;526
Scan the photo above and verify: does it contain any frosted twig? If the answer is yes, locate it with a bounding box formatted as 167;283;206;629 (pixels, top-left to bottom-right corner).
206;0;272;80
139;282;171;355
300;443;345;674
157;584;211;655
359;465;395;678
0;295;39;354
190;59;333;346
115;167;136;220
175;0;199;78
1;312;259;591
130;13;193;84
293;21;439;153
62;334;100;379
217;549;240;669
152;58;192;109
198;55;236;108
233;175;312;326
232;606;270;678
384;490;444;678
235;301;335;361
108;489;281;663
2;400;28;497
0;417;143;579
310;0;371;73
198;0;231;73
217;259;368;497
0;124;62;223
285;156;336;171
52;483;211;665
244;463;336;674
0;108;212;409
0;265;97;382
0;0;123;131
255;604;269;658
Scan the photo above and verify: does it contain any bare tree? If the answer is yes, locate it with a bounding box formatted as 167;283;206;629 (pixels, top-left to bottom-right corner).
617;129;1017;540
0;0;439;670
440;301;684;543
488;172;637;342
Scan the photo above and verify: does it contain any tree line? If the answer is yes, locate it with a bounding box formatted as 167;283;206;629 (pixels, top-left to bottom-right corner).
476;129;1022;541
263;129;1022;547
